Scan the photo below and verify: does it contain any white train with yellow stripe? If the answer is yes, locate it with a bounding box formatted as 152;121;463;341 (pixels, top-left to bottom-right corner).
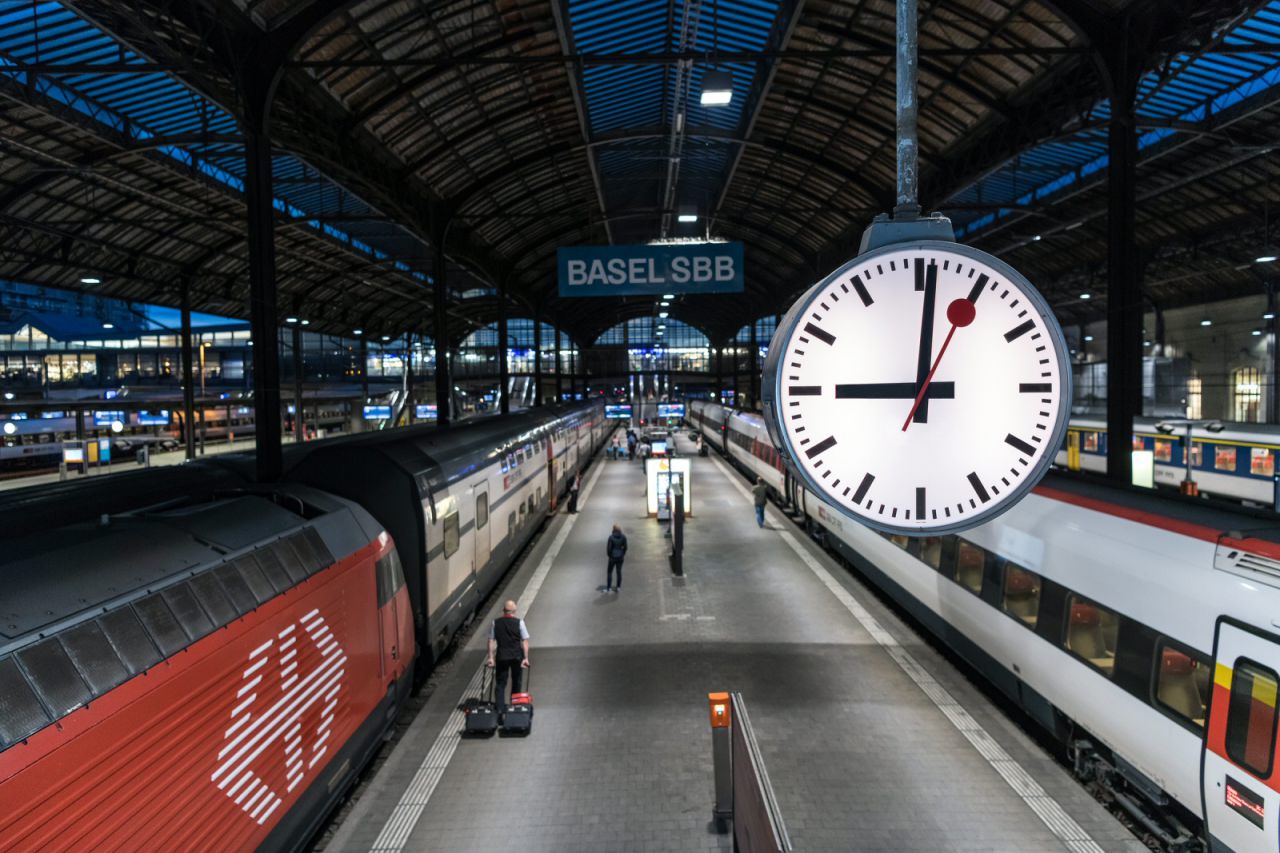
690;398;1280;853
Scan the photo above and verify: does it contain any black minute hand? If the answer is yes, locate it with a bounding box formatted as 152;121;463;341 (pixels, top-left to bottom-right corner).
911;259;938;424
834;382;954;399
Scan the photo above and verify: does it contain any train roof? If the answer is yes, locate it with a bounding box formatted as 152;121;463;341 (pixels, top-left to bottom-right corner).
0;483;379;651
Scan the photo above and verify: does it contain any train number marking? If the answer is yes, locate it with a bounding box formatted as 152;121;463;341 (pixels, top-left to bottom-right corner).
211;609;347;826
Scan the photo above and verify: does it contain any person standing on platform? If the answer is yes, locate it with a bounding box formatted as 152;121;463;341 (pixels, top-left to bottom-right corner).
611;434;623;460
752;476;769;528
567;471;581;513
605;524;628;592
486;600;530;704
627;430;637;461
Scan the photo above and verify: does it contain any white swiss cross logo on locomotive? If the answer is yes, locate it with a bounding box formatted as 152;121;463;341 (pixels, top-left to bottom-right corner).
210;608;347;824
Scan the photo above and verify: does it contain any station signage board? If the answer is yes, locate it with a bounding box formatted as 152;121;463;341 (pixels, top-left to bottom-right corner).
93;410;126;427
363;405;392;420
137;410;170;426
557;242;744;296
414;404;437;419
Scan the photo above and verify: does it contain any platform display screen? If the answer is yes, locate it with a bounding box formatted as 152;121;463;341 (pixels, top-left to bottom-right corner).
137;410;170;426
415;404;438;419
363;405;392;420
657;403;685;418
93;410;126;427
650;440;667;455
605;404;633;419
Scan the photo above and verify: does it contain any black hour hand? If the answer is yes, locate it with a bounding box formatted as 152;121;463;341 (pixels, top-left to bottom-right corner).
835;382;954;399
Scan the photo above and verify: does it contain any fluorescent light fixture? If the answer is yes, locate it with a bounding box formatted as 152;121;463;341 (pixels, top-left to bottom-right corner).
300;319;311;326
1065;221;1084;231
1083;335;1093;342
660;301;670;307
700;70;734;106
1253;328;1263;336
1144;340;1151;346
662;293;675;299
353;329;363;336
2;422;14;436
285;317;299;324
2;392;12;400
678;213;698;223
659;312;669;318
102;322;114;330
1200;317;1212;327
1031;235;1042;241
381;335;391;341
1079;292;1091;300
1266;313;1276;320
80;277;100;285
1258;255;1278;263
675;111;684;132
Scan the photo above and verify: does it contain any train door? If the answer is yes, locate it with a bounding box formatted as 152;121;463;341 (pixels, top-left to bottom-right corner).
547;438;558;512
1202;619;1280;853
474;486;491;571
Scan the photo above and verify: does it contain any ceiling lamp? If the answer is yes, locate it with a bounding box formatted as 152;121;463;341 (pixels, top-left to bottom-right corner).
700;70;734;106
1200;317;1212;327
285;317;299;324
659;312;669;319
1253;328;1264;336
80;277;101;285
662;293;675;299
353;329;364;336
1083;335;1093;342
102;322;114;330
1257;255;1278;263
1079;292;1091;300
1265;312;1276;320
677;205;698;224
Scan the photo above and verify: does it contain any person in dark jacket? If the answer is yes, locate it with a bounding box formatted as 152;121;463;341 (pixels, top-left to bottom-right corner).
752;476;769;528
486;600;530;704
605;524;628;592
567;471;581;513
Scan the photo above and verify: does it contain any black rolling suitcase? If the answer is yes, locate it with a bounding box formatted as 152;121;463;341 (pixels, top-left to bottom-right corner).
463;667;499;737
500;666;534;736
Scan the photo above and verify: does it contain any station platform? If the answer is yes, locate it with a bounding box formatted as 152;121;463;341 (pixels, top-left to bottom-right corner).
323;432;1145;853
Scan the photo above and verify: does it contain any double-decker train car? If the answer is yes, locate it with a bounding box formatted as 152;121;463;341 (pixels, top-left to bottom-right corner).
0;402;608;850
703;399;1280;852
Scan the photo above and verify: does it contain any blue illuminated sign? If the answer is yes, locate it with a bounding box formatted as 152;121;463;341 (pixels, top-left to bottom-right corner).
558;242;744;297
93;410;126;427
415;404;437;419
137;410;171;426
363;405;392;420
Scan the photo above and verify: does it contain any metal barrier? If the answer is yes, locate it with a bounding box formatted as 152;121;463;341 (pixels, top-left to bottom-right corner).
708;692;792;852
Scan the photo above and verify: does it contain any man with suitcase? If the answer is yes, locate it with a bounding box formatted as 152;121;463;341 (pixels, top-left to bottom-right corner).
487;600;530;705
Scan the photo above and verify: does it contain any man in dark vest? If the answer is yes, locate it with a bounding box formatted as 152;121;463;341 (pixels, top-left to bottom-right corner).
486;599;530;703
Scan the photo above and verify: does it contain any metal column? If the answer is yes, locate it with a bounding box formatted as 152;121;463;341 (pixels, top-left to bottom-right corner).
359;336;369;431
245;125;283;481
498;289;510;415
894;0;920;217
750;319;760;407
433;240;451;426
405;332;415;425
533;306;544;407
180;280;196;461
292;324;304;442
1105;52;1142;486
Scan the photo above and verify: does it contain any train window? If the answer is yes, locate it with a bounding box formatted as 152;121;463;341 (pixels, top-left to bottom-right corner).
16;637;92;719
234;555;278;603
1153;440;1173;463
917;537;943;569
214;562;260;613
1215;446;1237;472
526;495;535;515
162;584;214;642
254;547;294;591
1065;595;1119;675
1226;658;1280;778
133;594;188;656
375;551;405;607
955;542;985;594
59;621;129;694
1001;564;1041;628
442;511;460;559
1189;444;1203;467
476;493;489;530
1251;448;1275;477
536;487;543;505
1083;432;1099;452
508;512;516;538
97;607;161;674
1154;643;1210;729
889;535;909;550
270;539;309;584
0;657;50;747
189;572;237;627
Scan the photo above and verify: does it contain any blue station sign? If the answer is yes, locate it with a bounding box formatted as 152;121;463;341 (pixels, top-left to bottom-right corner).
558;242;744;296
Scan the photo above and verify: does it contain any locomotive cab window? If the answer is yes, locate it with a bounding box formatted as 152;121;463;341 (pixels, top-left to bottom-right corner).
1154;643;1210;729
442;511;460;559
1065;595;1119;675
1226;657;1280;779
476;493;489;530
1001;564;1041;627
376;550;406;606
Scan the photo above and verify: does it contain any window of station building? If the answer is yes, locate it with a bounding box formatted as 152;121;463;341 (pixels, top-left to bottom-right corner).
1154;643;1210;729
1225;658;1280;778
955;541;985;594
1233;367;1264;424
1215;445;1238;472
476;493;489;530
1186;375;1203;419
1001;564;1041;628
442;511;460;559
1064;595;1119;675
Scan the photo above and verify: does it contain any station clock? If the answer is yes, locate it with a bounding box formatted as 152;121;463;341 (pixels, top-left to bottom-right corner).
762;241;1071;535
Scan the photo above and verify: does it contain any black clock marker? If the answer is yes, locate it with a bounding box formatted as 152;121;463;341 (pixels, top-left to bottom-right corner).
915;487;926;519
803;322;836;346
966;274;987;303
788;386;822;396
1019;383;1051;393
1005;434;1036;455
851;274;873;306
914;258;925;291
805;435;837;459
1004;320;1035;342
851;472;874;503
967;473;990;503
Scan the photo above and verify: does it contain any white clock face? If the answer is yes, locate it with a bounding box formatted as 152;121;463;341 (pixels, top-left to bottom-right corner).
764;241;1070;534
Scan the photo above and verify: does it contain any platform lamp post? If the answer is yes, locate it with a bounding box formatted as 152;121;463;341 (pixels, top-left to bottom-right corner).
1154;418;1224;496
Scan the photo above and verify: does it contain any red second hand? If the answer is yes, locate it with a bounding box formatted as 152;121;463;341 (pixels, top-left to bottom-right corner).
901;298;976;432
